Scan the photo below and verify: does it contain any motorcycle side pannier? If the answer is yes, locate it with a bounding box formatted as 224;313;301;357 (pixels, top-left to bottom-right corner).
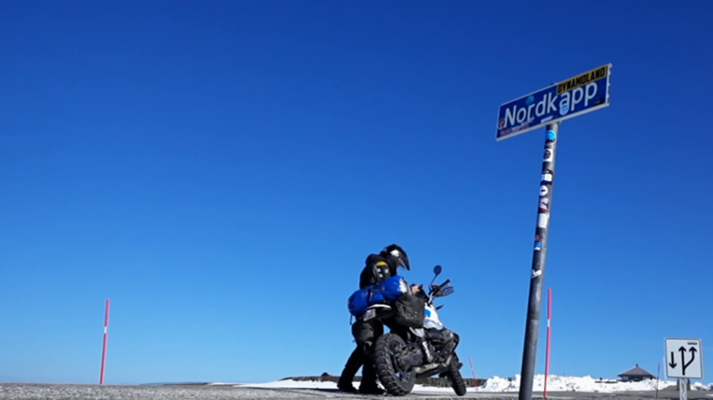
393;293;426;328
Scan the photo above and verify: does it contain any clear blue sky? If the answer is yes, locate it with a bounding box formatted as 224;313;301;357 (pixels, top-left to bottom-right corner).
1;0;711;386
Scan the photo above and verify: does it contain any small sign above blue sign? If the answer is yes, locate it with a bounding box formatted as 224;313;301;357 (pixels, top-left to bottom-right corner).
496;64;612;141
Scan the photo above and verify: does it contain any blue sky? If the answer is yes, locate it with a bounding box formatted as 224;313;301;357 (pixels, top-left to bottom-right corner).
1;0;711;386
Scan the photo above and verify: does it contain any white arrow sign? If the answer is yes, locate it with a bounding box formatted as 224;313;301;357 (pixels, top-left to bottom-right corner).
665;338;704;379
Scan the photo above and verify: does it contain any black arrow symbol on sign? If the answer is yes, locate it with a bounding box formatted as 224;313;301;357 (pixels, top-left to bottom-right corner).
685;347;697;374
669;351;678;368
679;346;697;375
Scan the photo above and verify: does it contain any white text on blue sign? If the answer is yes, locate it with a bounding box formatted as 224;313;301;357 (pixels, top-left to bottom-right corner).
496;65;610;140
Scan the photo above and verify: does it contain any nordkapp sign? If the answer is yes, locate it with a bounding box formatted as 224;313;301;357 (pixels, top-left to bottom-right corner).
496;64;612;140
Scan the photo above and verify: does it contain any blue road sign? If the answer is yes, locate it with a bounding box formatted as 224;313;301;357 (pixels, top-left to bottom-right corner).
496;64;612;141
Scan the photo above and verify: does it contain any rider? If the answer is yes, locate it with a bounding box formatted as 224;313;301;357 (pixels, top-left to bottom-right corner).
337;244;411;394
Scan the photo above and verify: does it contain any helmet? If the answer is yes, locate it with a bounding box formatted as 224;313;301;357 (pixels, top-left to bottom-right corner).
365;254;393;283
381;244;410;272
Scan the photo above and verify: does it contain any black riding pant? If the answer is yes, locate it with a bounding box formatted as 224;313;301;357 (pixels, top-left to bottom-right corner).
339;318;384;389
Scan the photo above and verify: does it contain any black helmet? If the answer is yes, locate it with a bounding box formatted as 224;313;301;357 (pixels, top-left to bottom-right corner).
381;244;410;272
364;253;393;283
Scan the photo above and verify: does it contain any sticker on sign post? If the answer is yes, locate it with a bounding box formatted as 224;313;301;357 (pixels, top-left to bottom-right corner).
538;213;549;228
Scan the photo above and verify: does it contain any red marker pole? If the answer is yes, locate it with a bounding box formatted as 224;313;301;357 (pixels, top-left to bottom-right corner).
100;299;110;384
469;357;477;389
544;288;552;398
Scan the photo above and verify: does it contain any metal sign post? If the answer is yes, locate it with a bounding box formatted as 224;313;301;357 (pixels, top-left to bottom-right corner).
680;377;688;400
495;64;612;400
519;122;559;400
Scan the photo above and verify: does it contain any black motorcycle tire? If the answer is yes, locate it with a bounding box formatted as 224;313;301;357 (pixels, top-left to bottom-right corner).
446;354;467;396
373;333;416;396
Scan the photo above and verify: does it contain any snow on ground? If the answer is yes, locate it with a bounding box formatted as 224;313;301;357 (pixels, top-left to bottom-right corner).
233;379;476;393
482;375;711;392
233;374;713;393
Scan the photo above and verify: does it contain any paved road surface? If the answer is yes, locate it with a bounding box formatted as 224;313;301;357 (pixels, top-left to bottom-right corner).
1;383;711;400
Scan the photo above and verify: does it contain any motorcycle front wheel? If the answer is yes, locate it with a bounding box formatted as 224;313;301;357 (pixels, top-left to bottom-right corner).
373;333;416;396
446;354;467;396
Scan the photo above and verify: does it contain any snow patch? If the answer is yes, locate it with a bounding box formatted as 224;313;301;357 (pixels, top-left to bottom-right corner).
482;374;713;392
482;375;678;392
234;374;713;393
207;382;242;386
234;379;481;393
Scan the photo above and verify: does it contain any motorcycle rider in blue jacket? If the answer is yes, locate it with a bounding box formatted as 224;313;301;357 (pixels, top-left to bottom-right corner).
337;244;411;394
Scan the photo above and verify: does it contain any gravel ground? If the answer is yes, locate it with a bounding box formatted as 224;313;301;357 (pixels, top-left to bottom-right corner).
1;383;709;400
3;383;327;400
0;383;491;400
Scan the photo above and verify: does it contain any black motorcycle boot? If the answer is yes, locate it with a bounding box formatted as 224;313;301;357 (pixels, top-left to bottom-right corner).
337;373;358;394
359;385;385;395
337;370;359;393
337;350;362;393
358;362;385;395
337;381;358;394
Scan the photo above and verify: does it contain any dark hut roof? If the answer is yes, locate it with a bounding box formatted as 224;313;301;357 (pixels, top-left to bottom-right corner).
618;364;654;378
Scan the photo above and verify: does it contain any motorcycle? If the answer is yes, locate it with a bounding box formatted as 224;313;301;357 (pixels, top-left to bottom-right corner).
359;265;467;396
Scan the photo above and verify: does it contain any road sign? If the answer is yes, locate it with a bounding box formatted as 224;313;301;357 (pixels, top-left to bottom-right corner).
496;64;612;141
665;338;704;379
502;64;614;400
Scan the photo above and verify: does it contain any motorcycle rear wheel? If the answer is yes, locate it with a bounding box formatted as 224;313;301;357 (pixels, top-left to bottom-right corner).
373;333;416;396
